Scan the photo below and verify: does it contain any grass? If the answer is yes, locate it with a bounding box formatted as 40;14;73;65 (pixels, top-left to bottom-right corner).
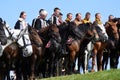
40;69;120;80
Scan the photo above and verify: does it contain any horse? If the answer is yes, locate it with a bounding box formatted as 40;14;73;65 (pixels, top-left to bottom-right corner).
91;19;119;71
0;20;43;80
60;22;96;74
0;19;17;80
102;18;120;70
21;26;43;80
38;24;62;77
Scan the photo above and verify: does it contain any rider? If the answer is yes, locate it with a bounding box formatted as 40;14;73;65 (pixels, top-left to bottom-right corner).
14;11;28;29
104;15;114;27
32;9;48;32
93;13;108;42
65;13;73;24
83;12;92;24
73;13;83;26
48;7;63;26
14;11;32;56
70;13;83;39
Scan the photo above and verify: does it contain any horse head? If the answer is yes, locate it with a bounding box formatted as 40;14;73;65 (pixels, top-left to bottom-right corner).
106;18;119;41
48;24;61;43
76;23;95;40
28;26;43;47
0;18;7;45
83;23;95;40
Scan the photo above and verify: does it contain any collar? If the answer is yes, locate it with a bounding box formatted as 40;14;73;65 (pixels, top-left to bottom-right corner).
18;18;24;21
75;18;81;22
65;18;71;22
95;18;102;25
83;18;91;23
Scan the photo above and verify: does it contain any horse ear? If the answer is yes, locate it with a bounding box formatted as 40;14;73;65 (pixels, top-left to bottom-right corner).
27;24;32;33
0;18;3;23
112;18;118;23
85;23;92;26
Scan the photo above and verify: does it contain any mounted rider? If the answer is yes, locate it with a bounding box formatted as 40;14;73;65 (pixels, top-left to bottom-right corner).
83;12;92;24
32;9;48;32
73;13;83;26
93;13;108;42
14;11;32;57
48;7;63;26
104;15;115;39
65;13;73;24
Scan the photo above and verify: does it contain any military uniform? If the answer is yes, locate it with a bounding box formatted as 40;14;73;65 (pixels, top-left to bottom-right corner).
73;18;83;26
82;18;92;24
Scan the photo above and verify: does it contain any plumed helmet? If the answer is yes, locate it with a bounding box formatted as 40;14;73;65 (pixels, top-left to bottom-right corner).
40;10;48;16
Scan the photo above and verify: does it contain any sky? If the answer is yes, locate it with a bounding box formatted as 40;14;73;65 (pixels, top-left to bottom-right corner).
0;0;120;28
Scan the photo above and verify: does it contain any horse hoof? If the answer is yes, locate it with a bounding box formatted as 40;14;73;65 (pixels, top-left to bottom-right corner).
84;70;89;74
91;69;95;72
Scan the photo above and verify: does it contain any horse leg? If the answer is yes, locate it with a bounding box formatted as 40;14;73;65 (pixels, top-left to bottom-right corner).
0;61;7;80
91;49;97;72
97;50;103;71
83;50;89;74
64;55;69;75
110;50;119;69
29;54;37;80
102;51;109;70
5;54;11;80
110;49;116;69
48;52;55;77
69;51;76;74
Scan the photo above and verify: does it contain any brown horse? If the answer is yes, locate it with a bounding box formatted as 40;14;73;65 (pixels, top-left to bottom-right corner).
0;20;21;80
26;26;43;80
0;23;43;80
0;20;13;80
91;20;119;71
38;24;62;77
64;22;96;74
102;18;120;70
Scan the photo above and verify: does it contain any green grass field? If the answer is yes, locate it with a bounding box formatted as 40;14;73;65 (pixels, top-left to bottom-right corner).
40;69;120;80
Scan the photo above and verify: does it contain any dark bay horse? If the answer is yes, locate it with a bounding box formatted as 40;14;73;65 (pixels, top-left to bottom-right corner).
0;19;21;80
102;18;120;70
23;26;43;80
38;24;62;77
0;19;13;80
62;22;96;74
92;19;119;71
0;21;43;80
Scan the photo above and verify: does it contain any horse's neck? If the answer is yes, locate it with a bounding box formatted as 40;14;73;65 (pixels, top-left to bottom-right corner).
3;26;13;45
3;26;10;38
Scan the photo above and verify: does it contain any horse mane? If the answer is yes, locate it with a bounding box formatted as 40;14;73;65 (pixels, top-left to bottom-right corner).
78;23;92;33
28;26;43;47
0;20;8;45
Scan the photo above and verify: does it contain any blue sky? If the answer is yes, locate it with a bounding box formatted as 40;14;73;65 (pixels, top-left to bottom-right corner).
0;0;120;28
